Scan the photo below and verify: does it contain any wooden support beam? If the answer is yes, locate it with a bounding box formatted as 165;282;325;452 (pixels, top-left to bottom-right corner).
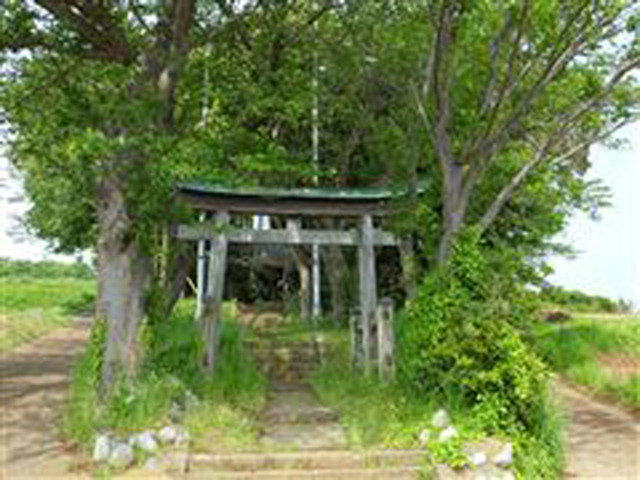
176;224;398;246
203;211;229;373
358;214;377;375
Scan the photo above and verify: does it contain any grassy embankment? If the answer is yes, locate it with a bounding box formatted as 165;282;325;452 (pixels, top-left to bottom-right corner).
532;313;640;409
0;258;95;353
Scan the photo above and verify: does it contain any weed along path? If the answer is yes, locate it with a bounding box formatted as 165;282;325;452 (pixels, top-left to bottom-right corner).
0;319;91;479
554;381;640;479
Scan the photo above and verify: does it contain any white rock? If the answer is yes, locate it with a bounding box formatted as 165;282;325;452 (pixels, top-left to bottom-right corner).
108;442;134;469
418;429;431;446
92;434;112;463
158;425;179;444
431;409;451;429
131;431;158;452
468;451;487;467
493;442;513;468
438;426;458;442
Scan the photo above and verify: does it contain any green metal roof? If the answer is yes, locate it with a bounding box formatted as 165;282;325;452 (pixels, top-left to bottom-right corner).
180;181;426;201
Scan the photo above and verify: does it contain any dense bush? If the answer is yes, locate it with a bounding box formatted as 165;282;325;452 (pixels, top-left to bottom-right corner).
0;257;94;279
397;229;562;477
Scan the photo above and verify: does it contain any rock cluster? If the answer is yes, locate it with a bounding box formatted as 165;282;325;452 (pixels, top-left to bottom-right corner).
92;425;190;470
418;408;515;479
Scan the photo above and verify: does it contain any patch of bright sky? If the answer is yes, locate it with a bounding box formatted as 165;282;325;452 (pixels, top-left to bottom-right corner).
548;122;640;307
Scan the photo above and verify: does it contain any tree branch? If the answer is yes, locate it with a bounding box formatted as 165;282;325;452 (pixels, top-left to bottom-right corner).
34;0;136;64
478;118;631;233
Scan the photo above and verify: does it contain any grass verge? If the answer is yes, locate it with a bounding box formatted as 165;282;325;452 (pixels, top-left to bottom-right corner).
0;278;95;353
532;315;640;409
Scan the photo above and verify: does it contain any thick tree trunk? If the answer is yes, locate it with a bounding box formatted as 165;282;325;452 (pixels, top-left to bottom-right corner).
97;174;151;389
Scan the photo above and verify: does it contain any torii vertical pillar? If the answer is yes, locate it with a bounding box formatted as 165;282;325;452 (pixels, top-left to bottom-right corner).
203;211;229;373
358;213;377;374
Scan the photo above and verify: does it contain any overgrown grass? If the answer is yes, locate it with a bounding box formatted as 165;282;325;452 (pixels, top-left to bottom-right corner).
63;298;267;452
311;331;563;478
532;315;640;408
0;278;95;352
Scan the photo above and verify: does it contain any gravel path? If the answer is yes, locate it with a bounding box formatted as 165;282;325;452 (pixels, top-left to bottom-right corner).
555;381;640;479
0;320;91;479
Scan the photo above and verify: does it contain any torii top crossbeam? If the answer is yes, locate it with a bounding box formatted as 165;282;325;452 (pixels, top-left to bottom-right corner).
179;181;399;217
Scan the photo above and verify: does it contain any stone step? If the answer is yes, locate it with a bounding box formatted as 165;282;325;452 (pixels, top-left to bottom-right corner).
187;450;426;472
184;466;423;479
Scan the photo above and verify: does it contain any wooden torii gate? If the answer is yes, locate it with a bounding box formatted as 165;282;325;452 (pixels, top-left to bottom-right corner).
175;182;402;373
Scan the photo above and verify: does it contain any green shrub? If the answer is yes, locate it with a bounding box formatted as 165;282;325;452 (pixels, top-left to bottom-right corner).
399;231;548;430
397;229;561;478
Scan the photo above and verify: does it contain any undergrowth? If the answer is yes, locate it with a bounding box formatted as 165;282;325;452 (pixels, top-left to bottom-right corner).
63;299;267;451
314;229;564;479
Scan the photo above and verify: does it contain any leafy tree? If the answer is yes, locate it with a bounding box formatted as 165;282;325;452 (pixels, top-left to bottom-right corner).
0;0;341;389
410;0;640;263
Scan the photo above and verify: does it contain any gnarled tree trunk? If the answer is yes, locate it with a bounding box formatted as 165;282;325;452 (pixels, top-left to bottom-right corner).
96;173;151;388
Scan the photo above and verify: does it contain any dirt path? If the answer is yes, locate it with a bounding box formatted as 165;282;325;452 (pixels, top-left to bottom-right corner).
0;320;91;479
555;381;640;479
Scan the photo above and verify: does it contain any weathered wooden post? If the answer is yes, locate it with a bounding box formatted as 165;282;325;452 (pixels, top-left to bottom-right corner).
203;211;229;373
358;214;377;374
376;297;395;381
350;306;362;368
195;212;208;320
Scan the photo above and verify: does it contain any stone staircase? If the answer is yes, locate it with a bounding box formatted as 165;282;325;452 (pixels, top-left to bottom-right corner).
183;449;426;479
244;338;324;384
177;312;428;479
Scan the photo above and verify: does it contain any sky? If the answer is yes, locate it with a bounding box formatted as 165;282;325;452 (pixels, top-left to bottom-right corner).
548;122;640;307
1;124;638;305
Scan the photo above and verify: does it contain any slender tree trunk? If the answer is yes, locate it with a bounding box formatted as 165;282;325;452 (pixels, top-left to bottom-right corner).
436;162;466;265
97;174;151;388
399;237;417;300
293;247;311;321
